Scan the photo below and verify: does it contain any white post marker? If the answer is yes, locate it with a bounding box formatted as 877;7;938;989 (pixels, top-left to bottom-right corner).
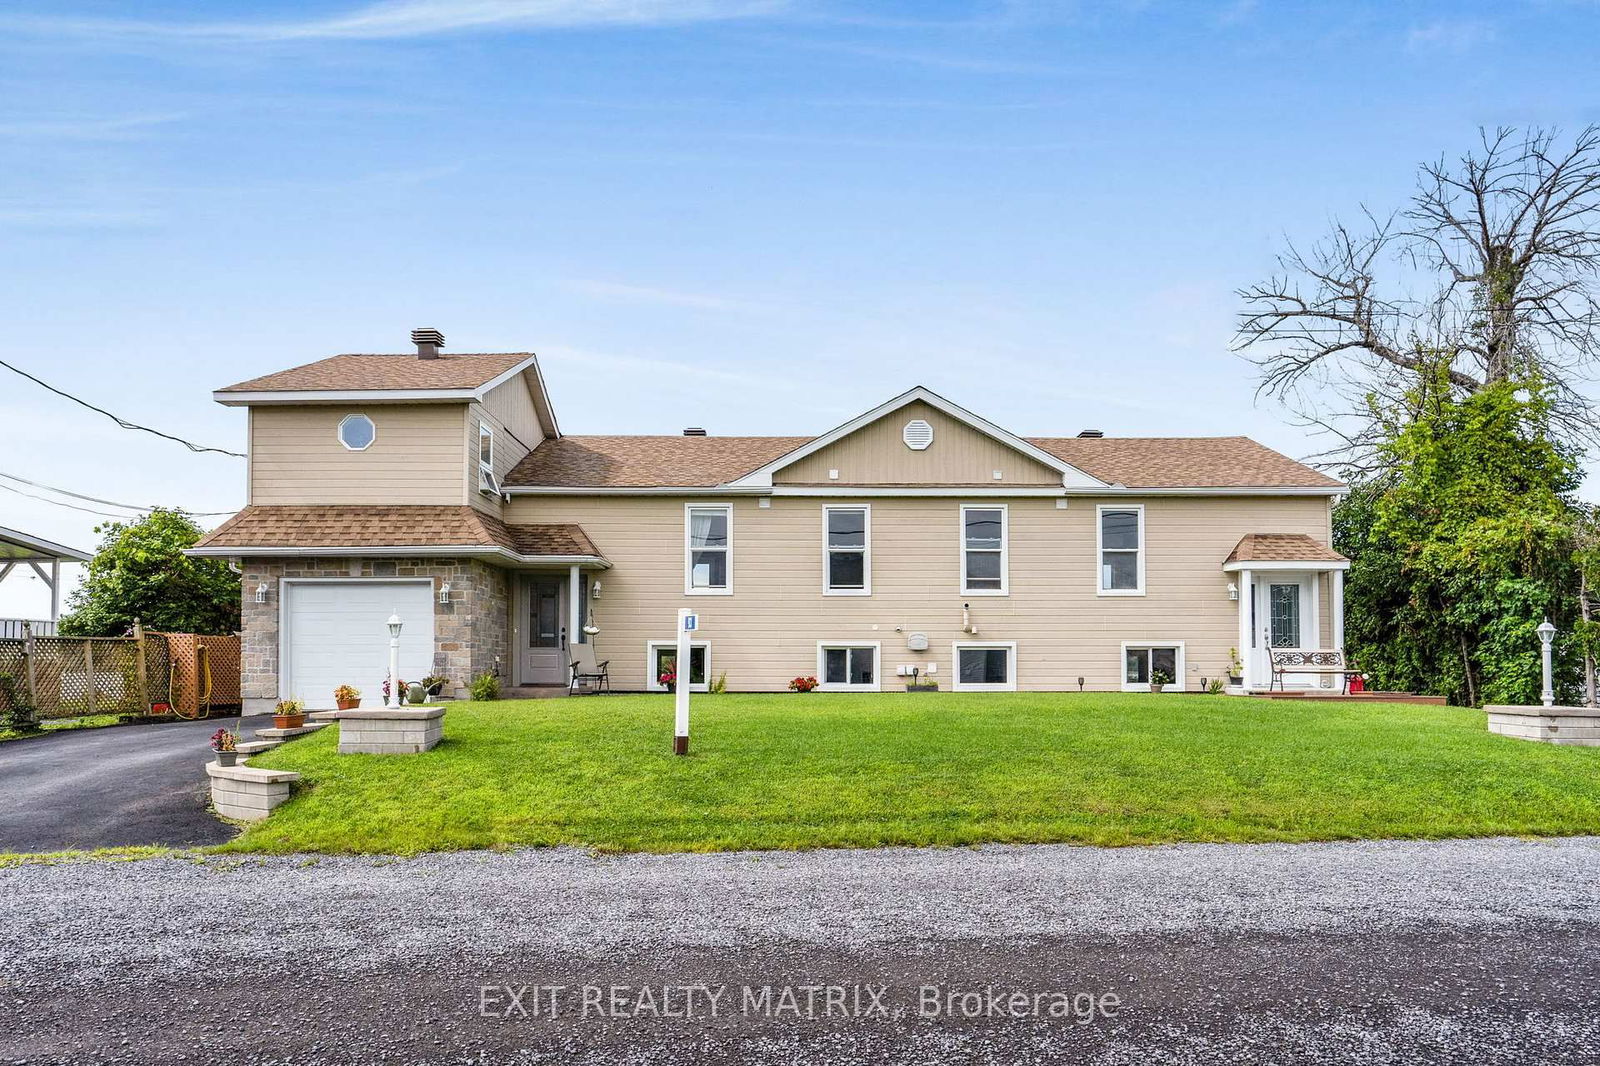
674;608;696;755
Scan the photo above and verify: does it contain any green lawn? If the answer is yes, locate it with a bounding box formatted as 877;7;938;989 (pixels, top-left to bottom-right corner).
225;692;1600;855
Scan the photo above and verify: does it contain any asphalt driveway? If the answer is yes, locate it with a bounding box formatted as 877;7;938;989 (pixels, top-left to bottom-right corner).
0;715;260;851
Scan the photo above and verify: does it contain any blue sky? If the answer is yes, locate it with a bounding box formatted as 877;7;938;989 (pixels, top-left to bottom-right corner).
2;0;1597;617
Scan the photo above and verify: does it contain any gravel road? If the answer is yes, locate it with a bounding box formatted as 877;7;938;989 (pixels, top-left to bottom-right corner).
3;836;1599;1064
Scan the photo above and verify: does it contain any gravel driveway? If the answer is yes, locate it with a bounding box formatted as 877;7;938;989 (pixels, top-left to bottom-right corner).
3;835;1599;1064
0;715;254;852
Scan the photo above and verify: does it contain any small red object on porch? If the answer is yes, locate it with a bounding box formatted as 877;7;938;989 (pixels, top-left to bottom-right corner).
1348;674;1365;694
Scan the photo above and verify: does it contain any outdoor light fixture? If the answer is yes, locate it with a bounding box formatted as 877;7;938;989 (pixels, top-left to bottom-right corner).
1077;677;1085;692
591;579;603;600
438;582;452;605
254;584;268;604
1537;617;1557;708
386;611;403;710
1227;582;1239;601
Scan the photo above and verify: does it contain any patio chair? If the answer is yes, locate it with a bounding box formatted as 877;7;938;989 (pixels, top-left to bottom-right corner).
569;645;611;695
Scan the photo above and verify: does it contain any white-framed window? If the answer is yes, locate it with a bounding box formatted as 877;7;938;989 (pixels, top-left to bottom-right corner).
816;642;880;691
478;420;494;472
952;641;1017;692
1121;642;1185;691
647;641;710;692
1097;504;1145;595
823;506;871;596
960;504;1007;595
684;503;733;595
337;413;376;452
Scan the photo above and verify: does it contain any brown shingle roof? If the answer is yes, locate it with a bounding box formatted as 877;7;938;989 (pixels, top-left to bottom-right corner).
193;506;602;559
504;434;1340;490
1225;533;1348;565
507;436;811;488
1028;436;1343;489
218;353;532;394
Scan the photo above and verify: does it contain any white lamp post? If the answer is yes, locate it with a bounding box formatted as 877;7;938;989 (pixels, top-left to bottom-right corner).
387;610;403;710
1537;618;1557;708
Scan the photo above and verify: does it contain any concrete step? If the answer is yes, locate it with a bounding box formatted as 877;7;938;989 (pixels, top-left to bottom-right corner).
234;740;283;754
254;722;332;739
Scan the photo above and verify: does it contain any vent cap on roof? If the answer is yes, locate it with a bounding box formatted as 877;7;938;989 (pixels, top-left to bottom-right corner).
902;419;934;450
411;328;445;360
682;427;708;436
1076;429;1104;438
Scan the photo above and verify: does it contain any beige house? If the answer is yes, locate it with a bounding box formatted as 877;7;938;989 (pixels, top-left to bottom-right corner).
189;331;1350;710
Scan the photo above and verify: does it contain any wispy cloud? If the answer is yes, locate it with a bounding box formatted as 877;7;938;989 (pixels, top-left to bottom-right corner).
0;112;188;140
1;0;786;43
562;280;772;313
0;202;162;228
1405;18;1495;54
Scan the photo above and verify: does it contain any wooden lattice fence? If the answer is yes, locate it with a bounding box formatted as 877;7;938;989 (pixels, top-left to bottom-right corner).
158;632;242;717
0;624;175;722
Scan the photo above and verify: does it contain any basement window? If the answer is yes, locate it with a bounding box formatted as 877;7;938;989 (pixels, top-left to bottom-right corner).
817;643;879;691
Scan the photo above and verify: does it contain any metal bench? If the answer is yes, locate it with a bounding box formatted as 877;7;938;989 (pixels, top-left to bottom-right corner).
1268;649;1357;693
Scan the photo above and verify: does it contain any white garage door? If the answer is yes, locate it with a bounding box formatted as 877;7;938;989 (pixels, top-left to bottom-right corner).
282;580;435;709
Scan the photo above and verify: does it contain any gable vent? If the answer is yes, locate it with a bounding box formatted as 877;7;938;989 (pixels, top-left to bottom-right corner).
902;419;934;451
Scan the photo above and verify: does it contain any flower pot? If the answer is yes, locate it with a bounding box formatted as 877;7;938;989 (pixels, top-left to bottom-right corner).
1150;683;1165;694
273;713;306;730
906;685;939;694
1228;675;1243;687
212;749;238;767
335;698;360;711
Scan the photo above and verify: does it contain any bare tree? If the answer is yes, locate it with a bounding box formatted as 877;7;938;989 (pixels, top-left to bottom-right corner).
1237;126;1600;471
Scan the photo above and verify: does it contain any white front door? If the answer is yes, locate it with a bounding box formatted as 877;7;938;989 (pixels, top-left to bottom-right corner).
282;580;435;709
1251;573;1317;687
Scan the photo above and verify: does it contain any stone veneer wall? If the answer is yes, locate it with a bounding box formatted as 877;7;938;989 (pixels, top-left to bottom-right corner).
240;557;509;710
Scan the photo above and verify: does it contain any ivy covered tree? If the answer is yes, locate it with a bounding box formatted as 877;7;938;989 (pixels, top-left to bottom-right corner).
59;509;239;637
1336;367;1581;705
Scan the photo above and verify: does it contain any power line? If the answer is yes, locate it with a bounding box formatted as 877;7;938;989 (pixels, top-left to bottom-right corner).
0;470;234;518
0;356;245;458
0;479;130;519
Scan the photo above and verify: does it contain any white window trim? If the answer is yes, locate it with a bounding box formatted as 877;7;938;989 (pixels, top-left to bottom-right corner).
822;505;872;597
646;640;710;692
684;502;734;596
478;419;494;473
959;503;1008;596
951;640;1018;692
1096;503;1146;597
337;413;376;452
815;641;882;692
1120;640;1186;692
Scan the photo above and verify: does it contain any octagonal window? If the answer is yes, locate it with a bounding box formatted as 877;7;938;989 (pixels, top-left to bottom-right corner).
338;414;376;451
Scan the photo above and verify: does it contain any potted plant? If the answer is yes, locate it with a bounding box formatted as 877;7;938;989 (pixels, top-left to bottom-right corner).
658;669;677;693
1227;648;1244;687
210;727;238;767
1149;669;1172;694
788;676;819;693
422;675;450;701
334;684;361;711
905;668;938;693
273;698;306;730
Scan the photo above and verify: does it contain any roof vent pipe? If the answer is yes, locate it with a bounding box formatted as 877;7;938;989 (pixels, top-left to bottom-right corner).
411;328;445;360
682;427;708;436
1076;429;1104;438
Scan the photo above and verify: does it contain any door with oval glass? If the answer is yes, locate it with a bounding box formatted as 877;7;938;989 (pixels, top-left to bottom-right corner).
517;575;567;686
1251;573;1316;686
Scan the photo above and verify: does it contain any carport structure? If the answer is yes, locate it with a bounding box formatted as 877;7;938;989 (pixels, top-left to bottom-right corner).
0;525;90;637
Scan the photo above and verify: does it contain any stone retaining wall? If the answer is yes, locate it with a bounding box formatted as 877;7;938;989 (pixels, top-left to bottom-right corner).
329;706;445;754
207;762;300;821
1485;704;1600;746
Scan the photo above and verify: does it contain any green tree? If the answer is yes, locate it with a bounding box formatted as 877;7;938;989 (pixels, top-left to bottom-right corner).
59;509;239;637
1336;367;1582;706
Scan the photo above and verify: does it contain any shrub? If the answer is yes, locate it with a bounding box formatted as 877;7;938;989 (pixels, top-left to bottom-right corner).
470;672;501;701
0;673;39;732
709;671;728;695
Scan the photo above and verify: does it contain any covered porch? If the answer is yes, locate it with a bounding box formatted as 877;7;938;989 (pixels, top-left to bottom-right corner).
0;526;91;639
1223;533;1351;693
